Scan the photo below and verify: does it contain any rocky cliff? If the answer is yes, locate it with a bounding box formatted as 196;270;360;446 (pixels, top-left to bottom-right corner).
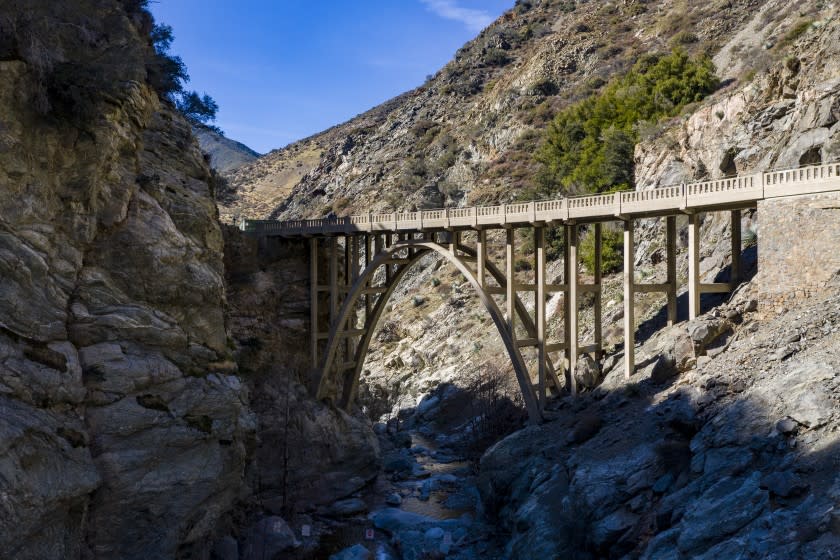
0;3;255;557
0;3;381;558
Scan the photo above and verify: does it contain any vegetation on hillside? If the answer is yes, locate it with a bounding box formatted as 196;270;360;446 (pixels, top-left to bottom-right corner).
535;49;719;196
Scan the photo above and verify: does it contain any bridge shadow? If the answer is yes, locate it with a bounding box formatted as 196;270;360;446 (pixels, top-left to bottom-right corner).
636;245;757;345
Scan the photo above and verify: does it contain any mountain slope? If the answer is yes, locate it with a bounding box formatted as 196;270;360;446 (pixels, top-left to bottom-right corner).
222;0;828;223
193;124;260;173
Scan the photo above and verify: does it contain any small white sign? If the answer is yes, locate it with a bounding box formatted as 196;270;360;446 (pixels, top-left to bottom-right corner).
301;524;311;537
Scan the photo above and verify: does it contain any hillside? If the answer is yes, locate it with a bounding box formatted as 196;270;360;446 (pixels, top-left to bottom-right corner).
193;124;260;173
222;0;827;223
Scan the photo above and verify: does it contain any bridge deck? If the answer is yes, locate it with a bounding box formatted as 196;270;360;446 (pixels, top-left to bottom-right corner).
242;163;840;236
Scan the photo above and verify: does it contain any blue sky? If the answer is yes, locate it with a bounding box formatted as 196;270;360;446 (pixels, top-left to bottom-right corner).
150;1;512;154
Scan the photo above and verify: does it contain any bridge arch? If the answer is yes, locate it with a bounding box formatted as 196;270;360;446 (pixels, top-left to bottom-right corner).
314;238;545;424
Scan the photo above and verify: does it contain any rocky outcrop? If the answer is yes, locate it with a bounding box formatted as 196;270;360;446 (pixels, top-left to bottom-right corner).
0;4;252;557
194;125;260;174
479;286;840;558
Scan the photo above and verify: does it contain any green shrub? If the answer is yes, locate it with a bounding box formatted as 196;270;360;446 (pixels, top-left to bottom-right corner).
580;227;623;274
536;49;718;196
514;258;533;272
779;20;813;48
483;48;511;67
671;31;699;46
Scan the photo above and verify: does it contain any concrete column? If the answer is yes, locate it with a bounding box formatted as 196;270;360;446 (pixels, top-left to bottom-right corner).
623;220;635;379
351;235;360;281
477;229;487;287
566;224;578;395
310;238;319;369
384;233;393;283
364;234;373;318
688;213;701;320
535;226;546;409
506;228;516;341
450;230;460;255
593;223;602;361
730;210;741;287
666;216;678;326
329;237;339;325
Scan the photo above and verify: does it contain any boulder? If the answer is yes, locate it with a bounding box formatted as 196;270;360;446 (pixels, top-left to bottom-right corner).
242;517;300;560
329;543;371;560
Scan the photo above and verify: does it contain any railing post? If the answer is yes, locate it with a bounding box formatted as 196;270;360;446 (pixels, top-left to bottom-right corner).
614;191;622;216
529;201;536;223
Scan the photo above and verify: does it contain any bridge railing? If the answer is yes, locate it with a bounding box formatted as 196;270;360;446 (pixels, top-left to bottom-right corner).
241;163;840;235
620;184;685;214
764;162;840;197
568;193;618;219
685;174;762;207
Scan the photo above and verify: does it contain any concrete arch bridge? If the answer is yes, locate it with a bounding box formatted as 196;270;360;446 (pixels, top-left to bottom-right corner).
241;163;840;424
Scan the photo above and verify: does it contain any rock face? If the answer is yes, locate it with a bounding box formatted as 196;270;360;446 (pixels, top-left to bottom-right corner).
0;3;253;557
478;286;840;558
223;232;380;514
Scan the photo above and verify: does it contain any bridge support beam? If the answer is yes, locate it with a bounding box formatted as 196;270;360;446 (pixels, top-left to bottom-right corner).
310;238;319;369
477;229;487;287
565;223;578;394
506;228;516;342
730;210;741;287
535;226;547;409
666;216;678;326
593;223;602;362
623;220;635;379
688;213;701;320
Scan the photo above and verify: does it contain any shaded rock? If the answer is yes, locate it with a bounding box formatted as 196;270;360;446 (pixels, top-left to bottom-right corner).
677;472;768;553
329;543;371;560
568;413;602;445
329;498;367;516
592;508;638;550
760;471;808;498
212;536;239;560
384;456;413;474
575;353;602;389
393;431;413;448
386;493;402;506
651;353;678;383
242;516;300;560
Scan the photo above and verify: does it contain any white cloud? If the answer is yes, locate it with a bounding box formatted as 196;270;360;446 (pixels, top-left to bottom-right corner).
419;0;494;32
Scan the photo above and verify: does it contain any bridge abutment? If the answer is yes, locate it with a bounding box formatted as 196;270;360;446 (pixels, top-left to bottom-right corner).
757;191;840;314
